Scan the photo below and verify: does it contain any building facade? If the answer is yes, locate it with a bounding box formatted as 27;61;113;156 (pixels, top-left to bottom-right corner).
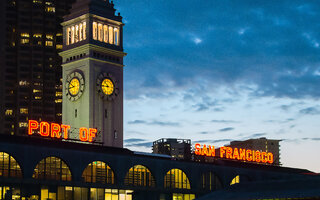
153;139;192;160
0;0;75;136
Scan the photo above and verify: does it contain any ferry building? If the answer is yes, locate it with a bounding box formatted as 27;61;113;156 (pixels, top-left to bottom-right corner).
0;0;319;200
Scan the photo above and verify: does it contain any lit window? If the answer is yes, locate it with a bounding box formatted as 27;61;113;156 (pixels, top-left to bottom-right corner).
55;99;62;103
45;6;55;13
75;25;79;43
46;34;53;40
164;168;191;189
103;25;108;43
108;26;114;44
33;157;72;181
71;26;75;44
33;89;42;93
230;175;240;185
19;122;28;128
173;194;196;200
124;165;155;187
35;96;42;100
33;33;42;38
45;1;53;6
79;23;83;41
37;41;42;45
82;161;114;184
0;152;22;178
114;28;119;45
98;23;103;42
21;39;29;44
20;108;28;114
83;22;87;40
55;92;62;97
19;80;29;86
5;109;13;116
56;44;63;49
56;113;62;116
45;41;53;46
56;33;62;37
33;0;42;3
67;27;71;45
21;33;30;38
93;22;97;40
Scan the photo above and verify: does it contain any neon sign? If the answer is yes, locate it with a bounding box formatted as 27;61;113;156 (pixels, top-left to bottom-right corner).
194;143;274;164
28;120;97;142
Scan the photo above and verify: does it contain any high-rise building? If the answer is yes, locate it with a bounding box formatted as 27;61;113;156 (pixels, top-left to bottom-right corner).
228;137;281;165
0;0;75;136
153;138;192;160
60;0;125;147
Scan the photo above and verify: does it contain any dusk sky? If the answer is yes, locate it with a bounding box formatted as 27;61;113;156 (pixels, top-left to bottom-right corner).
115;0;320;172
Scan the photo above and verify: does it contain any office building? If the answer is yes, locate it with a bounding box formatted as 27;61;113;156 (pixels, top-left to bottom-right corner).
153;138;192;160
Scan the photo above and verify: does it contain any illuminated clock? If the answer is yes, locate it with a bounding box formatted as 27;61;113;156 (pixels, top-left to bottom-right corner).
96;72;119;100
66;71;85;101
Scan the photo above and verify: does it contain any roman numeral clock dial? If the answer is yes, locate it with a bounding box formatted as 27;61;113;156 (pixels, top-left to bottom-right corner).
97;72;119;101
66;71;85;101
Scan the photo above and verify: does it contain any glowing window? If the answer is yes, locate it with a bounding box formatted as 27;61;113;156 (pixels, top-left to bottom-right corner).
114;28;119;45
33;34;42;38
164;168;191;189
33;157;72;181
108;26;113;44
56;44;63;49
83;22;87;40
33;89;42;93
173;193;196;200
124;165;156;187
71;26;75;44
92;22;97;40
21;33;30;38
5;109;13;116
0;152;22;178
20;108;28;114
45;41;53;46
56;92;62;97
46;34;53;40
103;25;108;43
19;80;29;86
33;0;42;3
79;23;83;41
67;27;71;45
201;172;222;191
21;39;29;44
98;23;103;42
55;99;62;103
75;25;79;43
45;6;55;13
230;175;240;185
82;161;114;184
19;122;28;127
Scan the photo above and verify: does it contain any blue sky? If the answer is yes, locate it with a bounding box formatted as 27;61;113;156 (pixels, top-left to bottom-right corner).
115;0;320;172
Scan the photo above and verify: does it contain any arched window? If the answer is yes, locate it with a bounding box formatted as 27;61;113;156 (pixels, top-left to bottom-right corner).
103;25;108;43
108;26;114;44
33;156;71;181
82;161;114;184
75;25;79;43
201;172;222;190
0;152;22;178
71;26;75;44
164;168;191;189
67;27;71;45
79;23;83;41
98;23;103;42
83;22;87;40
92;22;97;40
230;175;250;185
114;28;119;45
124;165;155;187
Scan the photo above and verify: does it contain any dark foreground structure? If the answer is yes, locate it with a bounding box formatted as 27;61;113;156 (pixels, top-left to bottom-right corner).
0;135;319;200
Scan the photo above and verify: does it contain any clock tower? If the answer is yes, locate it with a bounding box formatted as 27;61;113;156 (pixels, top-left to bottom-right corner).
59;0;126;147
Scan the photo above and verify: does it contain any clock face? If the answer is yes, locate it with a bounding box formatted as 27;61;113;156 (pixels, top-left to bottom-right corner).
96;72;119;101
101;78;114;95
66;71;85;101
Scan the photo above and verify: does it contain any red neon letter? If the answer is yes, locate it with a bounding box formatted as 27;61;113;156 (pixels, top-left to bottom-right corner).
226;147;233;159
88;128;97;142
267;153;274;164
239;148;246;161
233;148;239;160
261;152;267;163
61;125;70;140
195;143;201;155
28;120;38;135
40;122;50;136
208;145;215;157
220;147;226;158
255;151;261;163
202;144;208;156
51;123;61;138
246;150;252;161
79;127;88;142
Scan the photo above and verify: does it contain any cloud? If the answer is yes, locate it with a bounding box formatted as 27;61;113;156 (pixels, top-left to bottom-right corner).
193;139;233;144
124;138;146;143
299;107;320;115
125;142;153;148
211;120;240;124
247;133;266;138
219;127;234;132
127;120;180;127
127;120;147;124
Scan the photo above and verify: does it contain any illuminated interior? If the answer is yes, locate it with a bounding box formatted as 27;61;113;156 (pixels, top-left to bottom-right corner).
92;21;120;46
0;152;22;178
201;172;222;191
101;79;114;95
172;193;195;200
164;169;191;189
67;22;86;45
124;165;156;187
68;78;80;96
230;175;240;185
33;157;72;181
82;161;114;184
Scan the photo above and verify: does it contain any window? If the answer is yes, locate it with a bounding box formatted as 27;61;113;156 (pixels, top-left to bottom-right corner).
164;168;191;189
45;41;53;46
67;27;71;45
98;23;103;42
230;175;240;185
79;23;83;41
93;22;97;40
0;152;22;178
56;44;63;49
71;26;75;44
20;108;28;114
21;33;30;38
82;161;114;184
33;157;72;181
201;172;222;190
45;6;55;13
108;26;113;44
103;25;108;43
75;109;77;118
19;122;28;128
21;39;29;44
83;22;87;40
114;28;119;45
33;33;42;38
75;25;79;43
5;110;13;116
124;165;155;187
46;34;53;40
